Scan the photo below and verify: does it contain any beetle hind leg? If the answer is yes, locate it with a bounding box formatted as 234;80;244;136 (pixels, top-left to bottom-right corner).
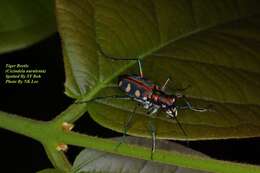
115;104;138;150
148;118;156;160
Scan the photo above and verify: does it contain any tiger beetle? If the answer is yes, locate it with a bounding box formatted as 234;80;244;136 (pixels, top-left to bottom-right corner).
79;47;208;159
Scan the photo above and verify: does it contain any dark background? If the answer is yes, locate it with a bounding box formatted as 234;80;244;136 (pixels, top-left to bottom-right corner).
0;34;259;173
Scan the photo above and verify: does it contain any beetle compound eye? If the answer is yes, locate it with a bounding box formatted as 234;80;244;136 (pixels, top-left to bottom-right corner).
125;83;131;92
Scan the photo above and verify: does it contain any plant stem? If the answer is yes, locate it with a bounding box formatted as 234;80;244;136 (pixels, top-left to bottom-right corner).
1;109;260;173
62;131;260;173
0;111;72;172
52;102;87;126
0;111;46;140
44;143;72;172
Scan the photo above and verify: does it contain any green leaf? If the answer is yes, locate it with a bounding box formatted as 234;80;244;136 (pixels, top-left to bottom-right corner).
56;0;260;140
72;137;208;173
37;168;63;173
0;0;56;54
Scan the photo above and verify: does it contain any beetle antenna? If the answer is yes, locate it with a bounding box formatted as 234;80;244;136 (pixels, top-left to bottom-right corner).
182;95;208;112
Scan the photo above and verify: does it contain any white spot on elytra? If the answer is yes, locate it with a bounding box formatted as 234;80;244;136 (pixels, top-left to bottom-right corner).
118;80;123;87
125;83;131;92
135;90;141;97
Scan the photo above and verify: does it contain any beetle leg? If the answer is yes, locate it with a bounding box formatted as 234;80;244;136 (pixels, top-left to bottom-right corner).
147;105;160;116
169;109;189;143
137;59;143;78
115;104;138;150
161;77;171;91
175;84;192;93
148;118;156;160
147;106;154;114
76;95;131;104
97;44;144;77
123;105;138;140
